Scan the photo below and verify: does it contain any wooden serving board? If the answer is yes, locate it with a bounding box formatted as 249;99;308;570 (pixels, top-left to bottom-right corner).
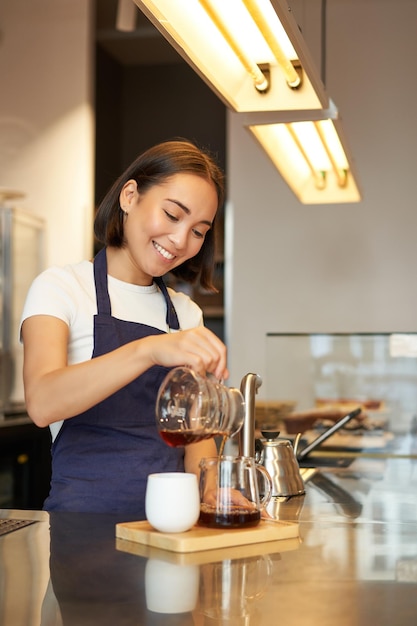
116;534;301;566
115;519;299;554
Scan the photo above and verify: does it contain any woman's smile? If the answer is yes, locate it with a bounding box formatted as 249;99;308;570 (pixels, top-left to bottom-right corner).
153;240;176;261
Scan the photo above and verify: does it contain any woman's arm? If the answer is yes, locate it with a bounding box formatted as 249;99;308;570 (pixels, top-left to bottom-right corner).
22;315;228;427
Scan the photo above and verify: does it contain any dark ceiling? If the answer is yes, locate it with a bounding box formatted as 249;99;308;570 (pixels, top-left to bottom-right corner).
95;0;182;66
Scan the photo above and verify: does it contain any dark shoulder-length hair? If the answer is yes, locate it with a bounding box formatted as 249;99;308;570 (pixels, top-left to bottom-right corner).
94;139;224;292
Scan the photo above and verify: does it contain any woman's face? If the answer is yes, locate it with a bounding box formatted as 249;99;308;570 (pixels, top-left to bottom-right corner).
116;173;218;285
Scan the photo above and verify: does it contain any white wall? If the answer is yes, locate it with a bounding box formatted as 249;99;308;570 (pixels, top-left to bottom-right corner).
226;0;417;395
0;0;95;267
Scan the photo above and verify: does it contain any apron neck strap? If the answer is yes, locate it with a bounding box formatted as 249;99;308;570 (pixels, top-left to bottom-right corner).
154;276;180;331
94;248;180;330
93;248;111;315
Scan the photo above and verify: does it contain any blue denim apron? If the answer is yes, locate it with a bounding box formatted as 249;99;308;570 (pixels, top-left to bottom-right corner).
44;247;185;515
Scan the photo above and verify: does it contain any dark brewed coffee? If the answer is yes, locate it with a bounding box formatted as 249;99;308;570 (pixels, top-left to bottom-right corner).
199;505;260;529
160;429;226;447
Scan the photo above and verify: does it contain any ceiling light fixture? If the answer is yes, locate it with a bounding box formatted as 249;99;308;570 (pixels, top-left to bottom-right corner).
116;0;138;32
133;0;329;112
241;102;362;204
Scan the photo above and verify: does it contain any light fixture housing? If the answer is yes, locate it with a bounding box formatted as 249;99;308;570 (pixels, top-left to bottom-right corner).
241;102;362;204
133;0;329;112
116;0;138;32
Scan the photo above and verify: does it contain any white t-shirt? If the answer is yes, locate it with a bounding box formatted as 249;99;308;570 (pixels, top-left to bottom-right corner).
20;259;203;439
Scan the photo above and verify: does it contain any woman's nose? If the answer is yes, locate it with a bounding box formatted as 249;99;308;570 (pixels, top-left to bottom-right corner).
168;228;188;249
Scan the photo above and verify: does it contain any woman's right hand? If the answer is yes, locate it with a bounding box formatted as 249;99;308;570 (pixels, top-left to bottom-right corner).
143;326;228;381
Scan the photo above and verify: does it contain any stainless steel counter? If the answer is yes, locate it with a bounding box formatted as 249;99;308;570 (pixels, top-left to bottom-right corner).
1;446;417;625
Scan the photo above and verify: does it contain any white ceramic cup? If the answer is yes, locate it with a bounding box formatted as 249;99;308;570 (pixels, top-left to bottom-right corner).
145;559;200;614
145;472;200;533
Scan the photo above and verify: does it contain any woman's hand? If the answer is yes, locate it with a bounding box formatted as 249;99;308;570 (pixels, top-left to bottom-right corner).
202;487;257;510
201;485;272;519
143;326;228;381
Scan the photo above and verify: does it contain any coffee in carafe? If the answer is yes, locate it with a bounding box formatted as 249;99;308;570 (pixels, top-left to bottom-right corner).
156;367;245;447
198;456;272;529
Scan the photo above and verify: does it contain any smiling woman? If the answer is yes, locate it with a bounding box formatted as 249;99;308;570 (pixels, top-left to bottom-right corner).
108;172;218;285
95;140;224;290
20;139;227;517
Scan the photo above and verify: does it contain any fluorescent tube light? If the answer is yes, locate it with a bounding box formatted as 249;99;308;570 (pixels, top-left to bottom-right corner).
241;103;362;204
133;0;329;112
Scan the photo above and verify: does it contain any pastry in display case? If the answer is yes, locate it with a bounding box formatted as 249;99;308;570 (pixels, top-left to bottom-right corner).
261;332;417;450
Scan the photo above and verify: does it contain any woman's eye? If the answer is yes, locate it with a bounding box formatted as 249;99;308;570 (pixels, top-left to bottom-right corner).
163;208;207;239
164;210;179;222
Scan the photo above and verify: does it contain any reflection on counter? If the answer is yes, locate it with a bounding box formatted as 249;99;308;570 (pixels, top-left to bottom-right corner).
44;512;301;626
299;457;417;586
308;472;363;519
145;559;199;614
266;494;306;521
125;537;297;626
198;553;273;625
0;510;50;626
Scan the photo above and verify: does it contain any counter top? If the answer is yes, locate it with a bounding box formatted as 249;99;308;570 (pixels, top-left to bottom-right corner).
1;446;417;625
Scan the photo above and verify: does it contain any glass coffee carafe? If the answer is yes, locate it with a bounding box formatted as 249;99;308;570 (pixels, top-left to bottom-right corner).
199;455;273;529
156;366;245;447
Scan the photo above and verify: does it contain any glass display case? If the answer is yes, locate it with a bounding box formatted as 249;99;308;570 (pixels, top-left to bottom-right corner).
263;333;417;435
0;202;45;418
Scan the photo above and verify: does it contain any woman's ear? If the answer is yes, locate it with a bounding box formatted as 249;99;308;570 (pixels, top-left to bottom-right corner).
119;179;138;212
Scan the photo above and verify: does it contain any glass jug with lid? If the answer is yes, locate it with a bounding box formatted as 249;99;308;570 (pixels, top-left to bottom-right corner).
156;366;245;447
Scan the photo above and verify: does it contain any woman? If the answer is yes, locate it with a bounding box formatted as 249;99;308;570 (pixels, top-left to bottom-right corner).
20;139;227;516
